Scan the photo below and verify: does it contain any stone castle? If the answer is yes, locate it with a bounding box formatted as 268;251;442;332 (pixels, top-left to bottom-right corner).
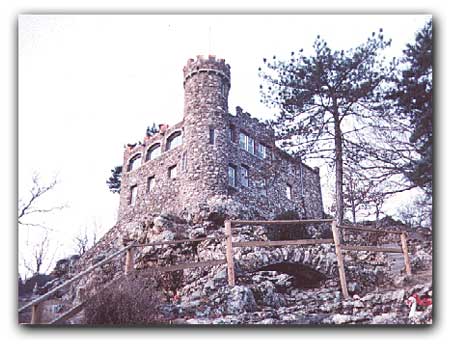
118;55;323;222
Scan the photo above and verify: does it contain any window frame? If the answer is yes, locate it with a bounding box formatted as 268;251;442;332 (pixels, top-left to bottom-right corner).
127;153;142;172
129;185;138;206
228;164;237;187
166;130;183;151
260;178;268;196
145;143;161;162
239;132;256;155
286;183;293;200
257;143;268;159
168;164;178;179
241;165;250;188
229;124;237;143
147;176;155;192
209;128;216;145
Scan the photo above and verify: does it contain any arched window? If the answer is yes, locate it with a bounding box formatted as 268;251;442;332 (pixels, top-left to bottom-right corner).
166;131;182;151
127;153;142;172
146;143;161;161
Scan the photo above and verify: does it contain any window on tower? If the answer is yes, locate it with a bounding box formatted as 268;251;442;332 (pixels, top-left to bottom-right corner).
286;184;293;200
209;128;216;145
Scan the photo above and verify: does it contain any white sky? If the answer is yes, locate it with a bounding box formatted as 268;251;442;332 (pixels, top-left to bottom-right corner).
18;14;431;273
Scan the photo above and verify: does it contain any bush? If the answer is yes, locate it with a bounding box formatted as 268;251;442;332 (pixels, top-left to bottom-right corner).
84;273;167;325
267;210;308;241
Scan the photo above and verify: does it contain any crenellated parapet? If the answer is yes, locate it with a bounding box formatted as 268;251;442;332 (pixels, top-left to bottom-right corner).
183;55;231;86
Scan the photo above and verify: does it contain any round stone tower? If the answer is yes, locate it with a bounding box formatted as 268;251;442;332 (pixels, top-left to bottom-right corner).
179;55;232;214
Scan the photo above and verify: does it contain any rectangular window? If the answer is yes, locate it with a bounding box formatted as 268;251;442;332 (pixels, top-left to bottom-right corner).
147;176;155;192
209;128;215;145
168;165;177;179
129;185;137;206
239;132;247;150
286;184;292;200
257;143;268;159
248;137;255;155
239;132;256;154
229;125;237;142
241;165;249;187
228;164;237;187
261;178;267;196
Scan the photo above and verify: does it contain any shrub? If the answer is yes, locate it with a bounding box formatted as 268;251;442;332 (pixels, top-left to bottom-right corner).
267;210;308;241
84;272;167;325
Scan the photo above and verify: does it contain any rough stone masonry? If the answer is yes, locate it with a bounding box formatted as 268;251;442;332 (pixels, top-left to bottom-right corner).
118;55;324;222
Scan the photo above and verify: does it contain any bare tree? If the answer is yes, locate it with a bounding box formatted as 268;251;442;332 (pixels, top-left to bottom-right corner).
21;231;58;277
73;220;100;256
18;173;66;229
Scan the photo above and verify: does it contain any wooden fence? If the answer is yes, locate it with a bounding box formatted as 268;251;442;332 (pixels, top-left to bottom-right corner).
18;219;412;324
224;219;412;299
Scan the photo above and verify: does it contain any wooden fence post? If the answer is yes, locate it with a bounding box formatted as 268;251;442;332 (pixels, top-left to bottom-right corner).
125;246;135;274
400;232;412;276
225;220;235;287
30;303;43;324
331;221;349;299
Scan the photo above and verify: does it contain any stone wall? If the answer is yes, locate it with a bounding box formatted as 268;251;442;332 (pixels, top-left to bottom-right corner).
118;55;323;224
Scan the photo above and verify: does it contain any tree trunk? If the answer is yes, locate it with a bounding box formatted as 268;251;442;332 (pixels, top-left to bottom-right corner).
349;176;356;224
334;107;344;226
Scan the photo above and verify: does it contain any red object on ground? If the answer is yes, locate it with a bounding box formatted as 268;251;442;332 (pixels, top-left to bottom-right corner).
412;293;432;307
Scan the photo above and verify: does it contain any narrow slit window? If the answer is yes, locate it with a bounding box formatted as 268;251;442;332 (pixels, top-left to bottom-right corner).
147;176;155;192
239;132;247;150
229;125;237;142
228;164;237;187
129;185;138;206
261;178;268;196
209;128;216;145
286;184;293;200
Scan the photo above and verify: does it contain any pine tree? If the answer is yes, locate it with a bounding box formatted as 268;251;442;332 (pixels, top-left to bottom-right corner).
259;30;392;225
391;20;432;196
106;166;122;194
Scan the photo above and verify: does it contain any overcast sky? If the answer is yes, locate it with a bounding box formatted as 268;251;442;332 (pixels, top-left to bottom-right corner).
18;14;430;274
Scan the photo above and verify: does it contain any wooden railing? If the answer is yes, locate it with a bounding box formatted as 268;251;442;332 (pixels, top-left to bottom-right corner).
224;219;412;299
19;219;412;324
19;236;226;325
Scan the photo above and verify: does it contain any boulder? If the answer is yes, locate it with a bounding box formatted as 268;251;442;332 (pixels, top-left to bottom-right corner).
226;286;257;315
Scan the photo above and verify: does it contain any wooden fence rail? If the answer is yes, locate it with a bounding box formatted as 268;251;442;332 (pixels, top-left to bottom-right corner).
338;224;404;235
231;219;334;226
233;239;334;248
